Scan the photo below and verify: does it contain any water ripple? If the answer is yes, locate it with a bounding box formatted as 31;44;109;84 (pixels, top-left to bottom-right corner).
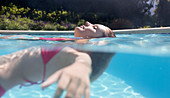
2;72;144;98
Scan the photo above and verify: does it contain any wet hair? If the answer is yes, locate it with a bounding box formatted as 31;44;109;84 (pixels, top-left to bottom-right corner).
103;27;116;37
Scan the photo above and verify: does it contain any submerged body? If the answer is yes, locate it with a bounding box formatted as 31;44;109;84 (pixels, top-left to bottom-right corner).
0;21;116;97
0;45;114;97
1;33;170;98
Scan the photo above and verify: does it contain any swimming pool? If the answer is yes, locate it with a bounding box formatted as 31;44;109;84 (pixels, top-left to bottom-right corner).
0;33;170;98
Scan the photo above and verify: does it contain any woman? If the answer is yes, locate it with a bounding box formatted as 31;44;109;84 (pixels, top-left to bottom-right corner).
0;22;116;98
74;21;115;38
0;21;116;41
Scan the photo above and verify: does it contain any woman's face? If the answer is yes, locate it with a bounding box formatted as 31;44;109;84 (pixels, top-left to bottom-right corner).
74;21;108;38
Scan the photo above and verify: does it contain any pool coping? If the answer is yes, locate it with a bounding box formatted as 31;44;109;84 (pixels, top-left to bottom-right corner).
0;27;170;34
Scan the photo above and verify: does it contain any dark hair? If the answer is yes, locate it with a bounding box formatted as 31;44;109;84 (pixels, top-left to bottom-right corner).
103;27;116;37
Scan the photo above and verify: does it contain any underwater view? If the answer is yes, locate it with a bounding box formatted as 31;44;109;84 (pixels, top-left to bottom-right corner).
1;0;170;98
0;33;170;98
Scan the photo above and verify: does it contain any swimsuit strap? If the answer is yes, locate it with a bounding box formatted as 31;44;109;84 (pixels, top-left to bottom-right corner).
39;37;73;41
20;46;63;87
20;46;90;87
41;46;63;83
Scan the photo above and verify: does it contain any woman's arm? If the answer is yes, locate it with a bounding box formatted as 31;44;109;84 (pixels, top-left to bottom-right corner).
0;35;16;39
0;35;39;40
0;46;92;97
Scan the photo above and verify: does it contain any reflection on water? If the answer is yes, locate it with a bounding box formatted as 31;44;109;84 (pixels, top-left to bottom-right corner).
75;34;170;57
1;34;170;57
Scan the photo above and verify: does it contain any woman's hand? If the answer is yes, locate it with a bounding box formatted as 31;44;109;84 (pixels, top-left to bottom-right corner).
41;62;92;98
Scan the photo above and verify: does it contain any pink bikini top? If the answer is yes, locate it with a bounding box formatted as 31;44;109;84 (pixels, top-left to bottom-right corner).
21;46;90;87
0;46;90;97
20;46;63;87
0;46;63;97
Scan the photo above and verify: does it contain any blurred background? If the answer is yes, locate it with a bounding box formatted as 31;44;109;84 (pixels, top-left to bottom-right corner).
0;0;169;30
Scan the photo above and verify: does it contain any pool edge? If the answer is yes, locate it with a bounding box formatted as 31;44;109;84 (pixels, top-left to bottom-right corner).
0;27;170;34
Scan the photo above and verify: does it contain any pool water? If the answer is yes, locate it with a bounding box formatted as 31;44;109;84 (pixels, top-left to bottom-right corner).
0;34;170;98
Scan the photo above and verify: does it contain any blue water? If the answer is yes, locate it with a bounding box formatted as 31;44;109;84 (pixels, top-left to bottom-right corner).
0;34;170;98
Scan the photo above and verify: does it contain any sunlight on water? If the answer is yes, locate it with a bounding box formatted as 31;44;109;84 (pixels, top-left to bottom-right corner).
2;72;144;98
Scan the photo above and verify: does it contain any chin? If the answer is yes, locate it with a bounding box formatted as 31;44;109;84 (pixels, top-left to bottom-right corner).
75;27;88;38
74;28;80;37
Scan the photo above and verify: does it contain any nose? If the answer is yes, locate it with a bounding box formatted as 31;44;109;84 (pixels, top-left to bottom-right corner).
85;21;92;26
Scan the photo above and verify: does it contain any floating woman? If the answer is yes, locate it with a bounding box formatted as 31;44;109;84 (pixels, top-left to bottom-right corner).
0;21;116;98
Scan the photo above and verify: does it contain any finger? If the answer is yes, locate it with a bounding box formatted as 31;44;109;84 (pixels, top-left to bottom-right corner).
84;87;90;98
83;77;90;98
54;87;64;98
41;70;62;88
57;73;71;91
54;73;71;98
65;78;80;98
75;81;86;98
